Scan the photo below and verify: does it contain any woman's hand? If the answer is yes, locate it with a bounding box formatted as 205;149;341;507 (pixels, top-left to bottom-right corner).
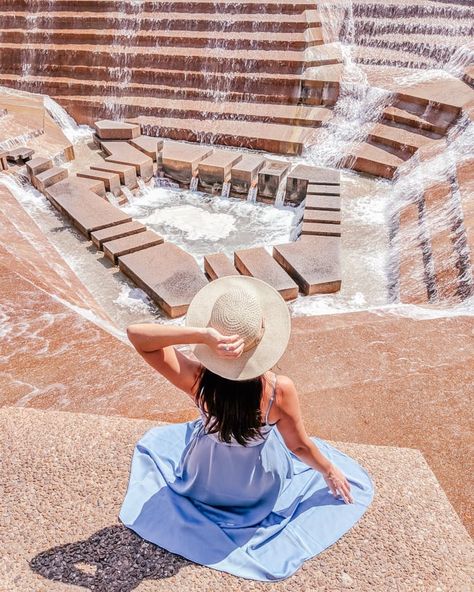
323;464;353;504
204;328;245;358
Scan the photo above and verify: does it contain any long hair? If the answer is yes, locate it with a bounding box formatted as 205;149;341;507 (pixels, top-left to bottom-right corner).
194;366;264;446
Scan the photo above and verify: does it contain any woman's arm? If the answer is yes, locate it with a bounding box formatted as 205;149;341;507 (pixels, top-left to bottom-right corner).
274;376;353;504
126;323;244;397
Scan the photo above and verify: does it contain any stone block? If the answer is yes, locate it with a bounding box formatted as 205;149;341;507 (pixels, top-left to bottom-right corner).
118;243;208;318
302;210;341;224
33;166;68;192
129;135;164;161
90;221;147;249
273;237;341;294
45;178;131;237
234;247;298;301
94;119;141;140
101;141;154;181
204;253;239;280
90;162;138;189
230;154;266;195
7;146;34;163
162;142;213;184
305;194;341;211
258;160;290;202
26;157;53;177
103;230;164;264
198;150;243;189
301;221;342;237
307;183;340;195
285;165;339;206
77;169;121;196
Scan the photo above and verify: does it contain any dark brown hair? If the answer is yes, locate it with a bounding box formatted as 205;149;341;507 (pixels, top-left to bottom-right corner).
194;366;265;446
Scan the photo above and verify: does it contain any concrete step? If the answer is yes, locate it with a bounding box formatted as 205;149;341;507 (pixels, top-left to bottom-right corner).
203;253;240;280
101;141;154;181
162;142;213;185
32;166;68;191
367;122;439;158
230;154;266;195
300;221;342;237
343;142;405;179
382;106;450;136
234;247;299;300
90;161;138;189
302;210;341;224
76;169;122;197
118;242;208;318
198;150;243;188
94;119;140;140
103;230;164;264
3;406;472;592
128;135;164;161
305;193;341;211
90;220;147;249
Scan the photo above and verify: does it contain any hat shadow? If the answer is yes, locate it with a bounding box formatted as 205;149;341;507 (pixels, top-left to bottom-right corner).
29;524;191;591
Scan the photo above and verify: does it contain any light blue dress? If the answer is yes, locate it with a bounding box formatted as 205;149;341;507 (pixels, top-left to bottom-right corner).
119;380;374;581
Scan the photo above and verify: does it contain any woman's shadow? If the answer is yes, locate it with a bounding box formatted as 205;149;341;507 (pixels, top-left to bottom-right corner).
30;524;191;592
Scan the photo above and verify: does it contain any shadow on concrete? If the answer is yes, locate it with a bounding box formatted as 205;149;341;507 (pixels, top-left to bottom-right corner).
29;524;191;591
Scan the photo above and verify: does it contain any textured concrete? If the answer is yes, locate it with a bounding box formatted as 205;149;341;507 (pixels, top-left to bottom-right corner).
305;193;341;211
302;210;341;224
1;407;473;592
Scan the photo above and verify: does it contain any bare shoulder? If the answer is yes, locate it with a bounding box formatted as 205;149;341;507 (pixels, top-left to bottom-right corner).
274;374;298;408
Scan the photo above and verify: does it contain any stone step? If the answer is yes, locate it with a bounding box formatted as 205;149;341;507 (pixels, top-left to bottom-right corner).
285;164;340;206
307;183;340;194
343;142;404;179
90;161;138;189
32;166;68;191
382;106;451;136
161;142;213;185
26;156;53;177
300;221;342;237
44;177;131;237
94;119;140;140
76;168;122;196
234;247;299;300
257;160;290;201
103;230;164;264
302;210;341;224
100;141;154;181
198;150;243;188
230;154;266;195
118;242;208;318
4;407;472;592
367;122;439;157
305;193;341;211
6;146;34;162
128;135;164;161
90;220;147;249
273;236;341;294
203;253;240;280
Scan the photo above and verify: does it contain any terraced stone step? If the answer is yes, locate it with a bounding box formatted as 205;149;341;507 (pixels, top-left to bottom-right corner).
94;119;140;140
129;135;163;161
76;168;122;196
305;193;341;211
382;106;449;136
302;210;341;224
204;253;240;280
234;247;298;300
26;156;53;177
32;166;68;191
230;154;266;195
367;122;439;157
103;230;164;264
118;242;208;318
101;141;154;180
273;236;341;294
286;164;340;205
90;220;147;249
90;161;138;189
161;142;213;185
344;142;404;179
258;160;290;201
198;150;243;188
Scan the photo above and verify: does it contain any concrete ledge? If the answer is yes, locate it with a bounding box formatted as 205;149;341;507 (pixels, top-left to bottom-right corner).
198;149;243;188
305;194;341;211
2;407;472;592
258;160;290;201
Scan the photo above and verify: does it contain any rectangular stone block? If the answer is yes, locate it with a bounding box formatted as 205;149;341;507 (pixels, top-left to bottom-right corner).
94;119;141;140
162;142;213;184
285;165;341;206
198;150;243;189
0;152;7;171
102;141;154;181
118;243;208;318
90;220;147;249
90;162;138;189
46;178;131;237
26;157;53;177
258;160;290;201
77;169;121;196
103;230;164;264
129;136;164;161
301;221;342;237
302;210;341;224
230;154;266;196
204;253;239;280
273;237;341;294
307;183;341;195
7;146;34;163
33;166;68;192
234;247;298;301
305;194;341;211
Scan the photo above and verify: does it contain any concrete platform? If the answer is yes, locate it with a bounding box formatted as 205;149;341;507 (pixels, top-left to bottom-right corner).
257;160;290;201
103;230;164;264
77;168;122;196
90;220;147;249
305;194;341;211
301;221;342;237
2;407;472;592
161;142;213;184
94;119;141;140
90;161;138;189
32;166;68;191
129;135;164;161
118;242;208;318
203;253;240;280
198;149;243;188
45;178;131;237
234;247;298;300
26;156;53;177
273;237;341;294
101;141;154;181
230;154;265;195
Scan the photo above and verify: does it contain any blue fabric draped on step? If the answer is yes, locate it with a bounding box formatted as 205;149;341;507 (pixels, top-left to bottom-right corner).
119;418;374;581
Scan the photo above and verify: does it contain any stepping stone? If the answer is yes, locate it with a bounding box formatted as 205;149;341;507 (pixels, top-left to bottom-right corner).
305;194;341;211
285;165;341;206
234;247;298;301
94;119;141;140
230;154;265;195
294;164;341;185
307;183;340;195
7;146;34;162
26;156;52;177
90;162;138;189
103;230;164;264
77;169;121;196
302;210;341;224
258;160;290;202
118;242;208;318
273;237;341;294
204;253;240;280
198;150;243;188
33;166;68;192
90;221;147;249
46;178;131;237
129;135;163;161
101;141;154;181
162;142;213;184
301;221;342;237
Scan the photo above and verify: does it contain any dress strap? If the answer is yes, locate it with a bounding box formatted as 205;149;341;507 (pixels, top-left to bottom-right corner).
263;373;277;426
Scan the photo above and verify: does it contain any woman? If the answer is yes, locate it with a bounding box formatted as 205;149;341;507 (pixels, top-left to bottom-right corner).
120;276;374;581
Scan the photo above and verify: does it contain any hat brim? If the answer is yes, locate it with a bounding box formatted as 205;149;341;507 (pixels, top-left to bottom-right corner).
185;276;291;381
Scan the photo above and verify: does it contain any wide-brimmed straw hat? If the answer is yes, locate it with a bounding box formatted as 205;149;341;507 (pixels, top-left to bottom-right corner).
186;275;291;381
